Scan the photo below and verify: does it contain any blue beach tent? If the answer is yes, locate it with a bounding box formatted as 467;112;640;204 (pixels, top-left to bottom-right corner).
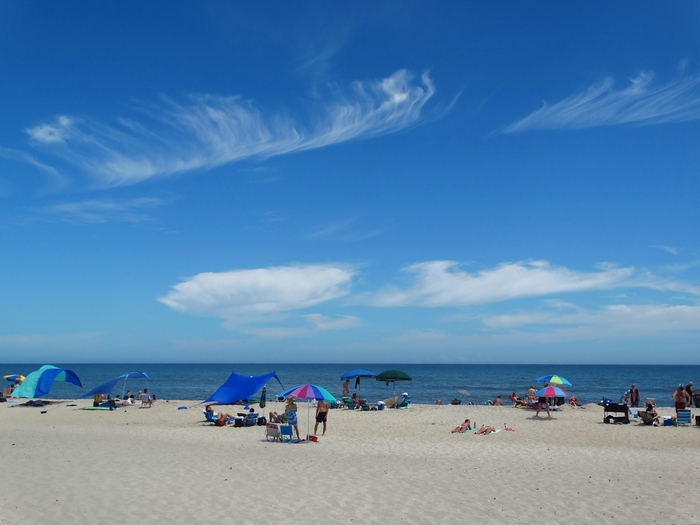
10;365;82;398
201;371;282;405
80;372;151;399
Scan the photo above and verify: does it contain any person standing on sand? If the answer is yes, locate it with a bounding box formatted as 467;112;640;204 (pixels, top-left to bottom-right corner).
672;384;690;413
535;384;551;417
285;397;300;440
629;384;640;407
685;382;694;406
314;399;329;436
342;379;349;398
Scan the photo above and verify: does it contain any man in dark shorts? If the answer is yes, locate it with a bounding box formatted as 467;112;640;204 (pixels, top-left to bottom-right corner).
314;399;329;436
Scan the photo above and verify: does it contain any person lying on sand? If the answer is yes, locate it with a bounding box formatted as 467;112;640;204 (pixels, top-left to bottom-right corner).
475;424;496;435
435;399;445;405
450;419;472;433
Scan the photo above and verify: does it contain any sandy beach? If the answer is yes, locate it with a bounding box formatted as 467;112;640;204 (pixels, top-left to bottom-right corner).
1;400;698;525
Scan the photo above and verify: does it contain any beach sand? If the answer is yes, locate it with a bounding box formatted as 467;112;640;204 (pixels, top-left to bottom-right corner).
1;400;698;525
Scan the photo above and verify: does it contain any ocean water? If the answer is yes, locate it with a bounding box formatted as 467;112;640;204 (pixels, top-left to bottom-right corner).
2;363;698;407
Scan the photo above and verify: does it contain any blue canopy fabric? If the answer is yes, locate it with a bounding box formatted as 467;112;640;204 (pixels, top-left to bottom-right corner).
201;371;282;405
80;372;151;398
340;369;377;380
10;365;82;398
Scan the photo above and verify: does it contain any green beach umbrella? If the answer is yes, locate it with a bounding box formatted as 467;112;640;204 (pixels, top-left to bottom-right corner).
376;369;412;396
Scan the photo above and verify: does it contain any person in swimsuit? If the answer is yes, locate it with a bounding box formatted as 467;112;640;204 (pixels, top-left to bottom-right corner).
475;424;496;435
672;384;690;413
450;419;472;433
629;384;640;407
314;399;329;436
342;379;350;398
535;384;551;417
285;397;300;440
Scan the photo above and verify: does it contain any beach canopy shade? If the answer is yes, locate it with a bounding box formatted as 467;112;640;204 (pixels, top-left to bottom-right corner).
535;375;572;387
201;371;281;405
3;374;25;383
79;372;151;399
340;369;377;380
10;365;82;398
536;386;569;398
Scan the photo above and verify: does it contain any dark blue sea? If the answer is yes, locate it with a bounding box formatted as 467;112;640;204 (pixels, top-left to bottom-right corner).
3;363;698;407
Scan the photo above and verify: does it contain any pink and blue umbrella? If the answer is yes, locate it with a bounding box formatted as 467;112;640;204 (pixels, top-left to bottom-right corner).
278;384;336;440
536;385;569;398
279;384;336;402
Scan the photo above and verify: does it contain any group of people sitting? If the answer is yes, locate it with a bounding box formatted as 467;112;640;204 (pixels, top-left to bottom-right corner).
205;405;259;427
94;389;155;408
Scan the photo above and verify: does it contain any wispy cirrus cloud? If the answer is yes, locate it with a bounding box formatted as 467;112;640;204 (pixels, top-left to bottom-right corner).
24;70;435;188
158;264;355;327
502;68;700;133
651;245;679;255
303;313;359;330
372;260;635;307
39;197;164;224
0;147;63;185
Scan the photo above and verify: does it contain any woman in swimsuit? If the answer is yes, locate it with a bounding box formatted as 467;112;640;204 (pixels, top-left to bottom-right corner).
450;419;472;433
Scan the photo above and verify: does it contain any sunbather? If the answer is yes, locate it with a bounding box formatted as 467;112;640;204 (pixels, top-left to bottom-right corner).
268;411;284;423
475;424;496;435
450;419;472;433
568;396;581;407
645;403;661;426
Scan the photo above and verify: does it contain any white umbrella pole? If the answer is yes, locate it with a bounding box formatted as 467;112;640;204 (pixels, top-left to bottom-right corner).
307;401;311;438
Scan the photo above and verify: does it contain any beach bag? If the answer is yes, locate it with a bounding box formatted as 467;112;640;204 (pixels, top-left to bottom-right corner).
257;416;267;426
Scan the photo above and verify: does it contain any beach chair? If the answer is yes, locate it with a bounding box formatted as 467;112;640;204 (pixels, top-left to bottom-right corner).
637;411;656;425
204;410;217;423
279;425;293;442
265;424;280;441
342;397;356;409
245;413;258;426
139;394;152;408
676;409;691;426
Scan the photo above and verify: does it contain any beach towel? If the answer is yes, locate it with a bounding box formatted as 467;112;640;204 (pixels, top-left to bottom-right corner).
286;409;298;426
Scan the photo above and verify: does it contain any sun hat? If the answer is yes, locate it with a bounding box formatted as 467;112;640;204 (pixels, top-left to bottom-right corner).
402;392;408;396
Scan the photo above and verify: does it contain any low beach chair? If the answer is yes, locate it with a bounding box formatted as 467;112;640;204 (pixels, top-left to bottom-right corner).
245;413;258;426
638;411;656;425
204;410;217;423
139;394;152;408
676;409;691;426
279;425;293;442
265;424;280;441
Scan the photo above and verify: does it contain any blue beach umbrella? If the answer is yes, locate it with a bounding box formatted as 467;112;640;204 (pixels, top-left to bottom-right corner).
534;375;572;387
340;369;377;398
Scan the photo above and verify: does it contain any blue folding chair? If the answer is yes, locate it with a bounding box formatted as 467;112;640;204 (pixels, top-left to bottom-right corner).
279;425;294;442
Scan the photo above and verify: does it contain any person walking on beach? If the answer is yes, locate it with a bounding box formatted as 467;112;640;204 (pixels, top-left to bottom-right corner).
314;399;329;436
535;384;551;418
342;379;349;398
672;384;690;413
629;384;640;407
685;382;694;406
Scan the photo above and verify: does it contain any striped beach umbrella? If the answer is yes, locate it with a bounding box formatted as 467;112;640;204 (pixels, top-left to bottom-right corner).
278;384;336;440
536;385;569;398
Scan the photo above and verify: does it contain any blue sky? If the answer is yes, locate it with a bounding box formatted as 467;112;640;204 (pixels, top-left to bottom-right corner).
2;1;700;364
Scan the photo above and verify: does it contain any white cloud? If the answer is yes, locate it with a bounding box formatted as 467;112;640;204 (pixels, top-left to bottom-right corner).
0;147;63;184
40;197;164;224
651;245;679;255
303;313;359;330
158;264;354;324
24;70;435;188
482;303;700;335
372;260;634;307
502;68;700;133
